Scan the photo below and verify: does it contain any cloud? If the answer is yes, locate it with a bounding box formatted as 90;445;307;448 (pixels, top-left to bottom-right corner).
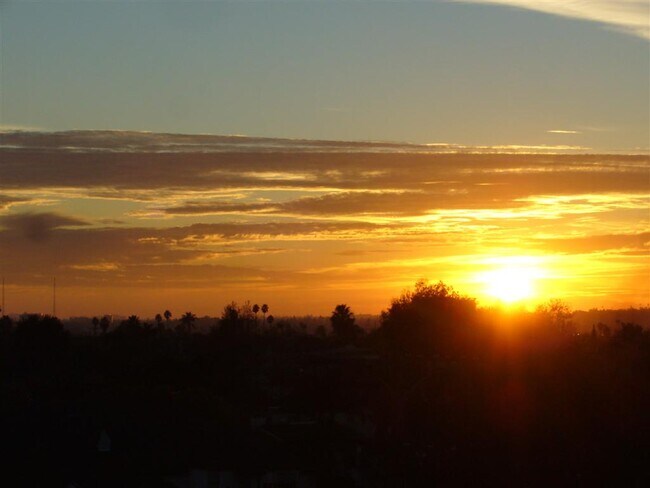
97;218;127;225
455;0;650;39
155;170;649;218
547;130;581;134
3;132;646;210
532;231;650;254
0;124;44;132
0;194;28;210
0;212;90;242
0;217;385;267
1;131;648;313
159;189;530;218
0;129;598;159
69;262;121;272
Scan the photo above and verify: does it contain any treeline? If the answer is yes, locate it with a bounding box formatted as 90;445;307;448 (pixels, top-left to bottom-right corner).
0;280;649;487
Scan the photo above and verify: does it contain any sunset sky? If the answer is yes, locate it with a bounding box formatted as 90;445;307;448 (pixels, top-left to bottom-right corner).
1;1;648;317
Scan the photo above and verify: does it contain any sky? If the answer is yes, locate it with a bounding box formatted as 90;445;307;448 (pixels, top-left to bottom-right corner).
2;0;649;150
0;1;648;317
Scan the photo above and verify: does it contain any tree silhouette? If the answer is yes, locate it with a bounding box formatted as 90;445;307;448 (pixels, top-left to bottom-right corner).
0;314;13;336
99;315;112;335
597;322;612;338
164;309;172;323
14;314;68;361
114;315;143;335
113;315;146;336
222;302;239;323
537;299;573;334
240;301;256;332
180;312;197;334
615;322;646;343
218;302;257;334
261;304;269;322
330;304;361;343
126;315;140;327
92;316;100;336
155;313;163;329
253;303;260;325
266;314;274;325
379;279;476;354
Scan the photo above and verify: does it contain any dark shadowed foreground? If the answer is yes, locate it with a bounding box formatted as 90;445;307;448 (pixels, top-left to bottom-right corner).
1;281;649;487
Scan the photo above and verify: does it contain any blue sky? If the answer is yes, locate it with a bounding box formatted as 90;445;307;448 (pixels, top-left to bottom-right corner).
1;1;649;150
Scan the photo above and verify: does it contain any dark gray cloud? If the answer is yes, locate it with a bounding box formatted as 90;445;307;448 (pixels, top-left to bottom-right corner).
1;132;647;198
0;129;444;155
162;189;529;217
97;218;127;225
3;151;645;194
163;201;276;215
0;212;90;242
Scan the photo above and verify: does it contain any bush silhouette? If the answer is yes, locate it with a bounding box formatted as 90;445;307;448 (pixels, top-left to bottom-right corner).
379;279;476;355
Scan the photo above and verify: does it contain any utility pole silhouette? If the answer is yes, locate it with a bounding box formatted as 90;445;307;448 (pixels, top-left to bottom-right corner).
53;277;56;317
1;277;4;316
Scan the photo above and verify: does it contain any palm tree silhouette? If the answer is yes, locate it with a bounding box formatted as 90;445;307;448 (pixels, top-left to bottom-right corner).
126;315;140;327
253;304;260;325
180;311;197;334
261;304;269;323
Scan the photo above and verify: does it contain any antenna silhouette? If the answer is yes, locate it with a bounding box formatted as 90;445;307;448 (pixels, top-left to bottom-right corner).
53;277;56;317
1;277;4;316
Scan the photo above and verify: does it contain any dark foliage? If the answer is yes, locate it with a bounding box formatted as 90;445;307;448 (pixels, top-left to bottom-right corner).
330;304;362;343
379;280;477;355
1;283;649;487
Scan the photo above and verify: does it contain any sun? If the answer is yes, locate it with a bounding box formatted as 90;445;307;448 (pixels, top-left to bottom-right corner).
477;257;544;304
484;266;534;303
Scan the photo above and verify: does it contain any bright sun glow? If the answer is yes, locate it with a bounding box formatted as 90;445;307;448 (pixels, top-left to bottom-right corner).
477;257;545;304
484;266;535;303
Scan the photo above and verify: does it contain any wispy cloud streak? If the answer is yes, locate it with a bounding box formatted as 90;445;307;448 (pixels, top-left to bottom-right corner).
454;0;650;39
